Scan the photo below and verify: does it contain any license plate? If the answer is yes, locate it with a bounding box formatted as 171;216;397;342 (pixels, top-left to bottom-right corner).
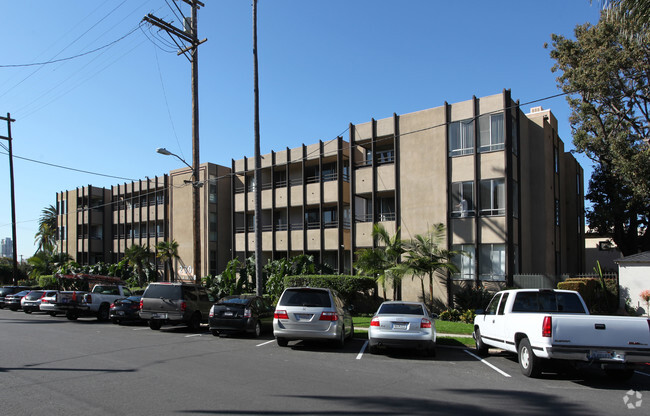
296;314;312;320
152;313;168;319
224;311;233;317
589;350;614;360
117;311;125;316
392;323;408;330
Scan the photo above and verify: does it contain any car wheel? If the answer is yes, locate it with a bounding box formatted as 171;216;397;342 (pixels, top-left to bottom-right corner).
253;320;262;338
276;337;288;347
211;329;220;337
98;304;110;322
368;344;379;355
605;369;635;380
149;320;162;330
24;310;32;314
347;321;354;340
111;318;120;325
49;312;57;317
336;326;346;349
474;328;489;357
518;338;541;378
66;311;78;321
188;313;201;331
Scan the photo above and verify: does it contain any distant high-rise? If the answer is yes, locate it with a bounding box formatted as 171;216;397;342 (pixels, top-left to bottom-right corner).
1;237;13;259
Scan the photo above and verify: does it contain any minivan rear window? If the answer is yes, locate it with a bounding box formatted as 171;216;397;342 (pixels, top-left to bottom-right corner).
280;289;331;307
143;284;181;299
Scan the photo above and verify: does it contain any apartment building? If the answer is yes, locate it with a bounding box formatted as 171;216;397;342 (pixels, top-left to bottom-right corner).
56;162;232;280
231;90;585;304
1;237;13;258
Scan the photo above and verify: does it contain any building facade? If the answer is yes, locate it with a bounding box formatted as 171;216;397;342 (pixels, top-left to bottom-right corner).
231;91;585;304
56;162;232;280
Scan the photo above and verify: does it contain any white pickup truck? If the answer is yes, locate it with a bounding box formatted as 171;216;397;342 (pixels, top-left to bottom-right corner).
58;284;132;321
473;289;650;379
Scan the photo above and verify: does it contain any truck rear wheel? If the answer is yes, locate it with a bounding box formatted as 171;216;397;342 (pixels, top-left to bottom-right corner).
98;304;110;322
149;320;162;330
66;310;78;321
518;338;541;377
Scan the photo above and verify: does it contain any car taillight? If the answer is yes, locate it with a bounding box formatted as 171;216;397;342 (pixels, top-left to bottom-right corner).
84;294;92;303
542;316;552;337
131;304;140;310
244;308;251;318
180;301;187;312
420;318;432;329
274;310;289;319
139;299;144;309
370;318;380;327
110;303;115;308
209;307;215;318
319;311;338;321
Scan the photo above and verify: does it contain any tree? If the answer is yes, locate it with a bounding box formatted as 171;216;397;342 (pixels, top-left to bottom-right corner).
354;224;405;300
124;244;154;287
34;204;57;255
26;251;71;280
548;13;650;254
156;240;180;282
402;224;459;306
594;0;650;37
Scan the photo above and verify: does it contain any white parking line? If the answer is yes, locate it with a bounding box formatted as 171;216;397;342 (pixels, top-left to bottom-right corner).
356;341;368;360
185;333;203;338
132;328;149;331
256;340;275;347
635;371;650;377
464;349;511;378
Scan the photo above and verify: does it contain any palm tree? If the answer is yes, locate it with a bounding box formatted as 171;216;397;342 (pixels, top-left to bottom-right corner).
354;224;405;299
156;240;180;282
35;204;57;254
402;224;460;305
124;244;153;287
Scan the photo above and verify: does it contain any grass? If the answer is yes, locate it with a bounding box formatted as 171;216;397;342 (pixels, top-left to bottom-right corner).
353;316;473;335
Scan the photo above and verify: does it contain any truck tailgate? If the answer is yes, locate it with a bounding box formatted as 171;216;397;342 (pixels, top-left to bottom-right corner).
553;315;650;348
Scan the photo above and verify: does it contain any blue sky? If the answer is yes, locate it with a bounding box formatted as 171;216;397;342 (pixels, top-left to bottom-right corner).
0;0;601;260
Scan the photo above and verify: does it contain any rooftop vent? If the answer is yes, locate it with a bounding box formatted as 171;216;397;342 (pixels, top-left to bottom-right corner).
530;106;544;113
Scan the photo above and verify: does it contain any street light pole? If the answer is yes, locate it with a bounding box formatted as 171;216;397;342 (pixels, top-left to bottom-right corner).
156;147;202;283
1;113;18;284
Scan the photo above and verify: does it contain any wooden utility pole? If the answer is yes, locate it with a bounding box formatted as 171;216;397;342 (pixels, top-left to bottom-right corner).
0;113;18;284
253;0;263;296
143;1;206;283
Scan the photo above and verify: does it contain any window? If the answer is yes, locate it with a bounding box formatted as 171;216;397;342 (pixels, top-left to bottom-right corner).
555;199;560;226
479;113;504;152
449;119;474;156
511;291;586;314
274;169;287;187
209;213;217;242
479;244;506;281
485;293;501;315
305;209;319;229
497;293;509;315
246;175;255;192
377;196;395;221
452;244;474;280
209;184;217;204
511;114;518;155
480;178;505;215
323;207;337;228
451;181;474;218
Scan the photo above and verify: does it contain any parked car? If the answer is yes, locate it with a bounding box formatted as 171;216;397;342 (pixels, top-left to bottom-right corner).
273;287;353;348
209;295;274;337
473;289;650;379
139;283;214;331
0;286;31;309
367;301;437;356
39;291;62;316
21;290;58;314
110;296;143;325
5;290;31;311
57;284;131;321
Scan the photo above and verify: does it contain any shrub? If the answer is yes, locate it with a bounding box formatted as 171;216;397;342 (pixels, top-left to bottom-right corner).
439;308;461;322
460;309;476;324
38;275;57;289
558;278;618;314
454;285;493;311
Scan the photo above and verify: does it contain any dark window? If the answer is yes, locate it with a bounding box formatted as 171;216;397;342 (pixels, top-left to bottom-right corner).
511;291;586;314
377;303;425;315
279;289;332;307
485;294;501;315
497;293;509;315
143;284;181;299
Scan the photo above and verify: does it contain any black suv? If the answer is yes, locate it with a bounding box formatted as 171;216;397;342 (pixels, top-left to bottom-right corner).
139;283;214;331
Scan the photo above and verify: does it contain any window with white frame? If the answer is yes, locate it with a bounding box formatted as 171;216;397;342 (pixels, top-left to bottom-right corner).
479;178;505;215
479;244;506;281
452;244;475;280
449;119;474;156
451;181;474;218
479;113;504;152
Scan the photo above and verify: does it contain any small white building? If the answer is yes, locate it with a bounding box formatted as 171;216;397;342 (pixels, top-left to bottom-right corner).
616;251;650;315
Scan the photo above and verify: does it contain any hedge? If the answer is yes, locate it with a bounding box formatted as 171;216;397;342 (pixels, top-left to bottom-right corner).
283;275;376;306
558;277;618;314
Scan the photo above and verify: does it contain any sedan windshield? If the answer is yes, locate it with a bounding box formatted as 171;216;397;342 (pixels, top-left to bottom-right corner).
378;303;424;315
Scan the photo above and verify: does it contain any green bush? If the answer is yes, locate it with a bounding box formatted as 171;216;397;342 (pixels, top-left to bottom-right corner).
283;275;375;306
558;278;618;314
38;275;57;289
460;309;476;324
454;285;493;311
439;308;461;322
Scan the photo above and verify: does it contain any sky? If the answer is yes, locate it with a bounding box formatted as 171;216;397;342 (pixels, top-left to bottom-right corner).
0;0;602;261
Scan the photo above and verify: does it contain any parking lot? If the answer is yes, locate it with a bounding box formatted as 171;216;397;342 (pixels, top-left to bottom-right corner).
1;308;648;415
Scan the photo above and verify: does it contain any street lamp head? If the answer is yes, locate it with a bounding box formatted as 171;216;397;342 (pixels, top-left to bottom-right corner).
156;147;172;156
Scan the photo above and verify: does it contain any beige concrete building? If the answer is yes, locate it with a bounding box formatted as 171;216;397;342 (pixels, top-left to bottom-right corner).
56;162;231;280
231;90;585;304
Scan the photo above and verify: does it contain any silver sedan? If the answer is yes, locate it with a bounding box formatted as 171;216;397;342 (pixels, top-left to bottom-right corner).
367;301;436;356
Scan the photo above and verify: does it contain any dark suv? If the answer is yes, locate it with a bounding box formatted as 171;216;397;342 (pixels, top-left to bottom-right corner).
139;283;214;331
